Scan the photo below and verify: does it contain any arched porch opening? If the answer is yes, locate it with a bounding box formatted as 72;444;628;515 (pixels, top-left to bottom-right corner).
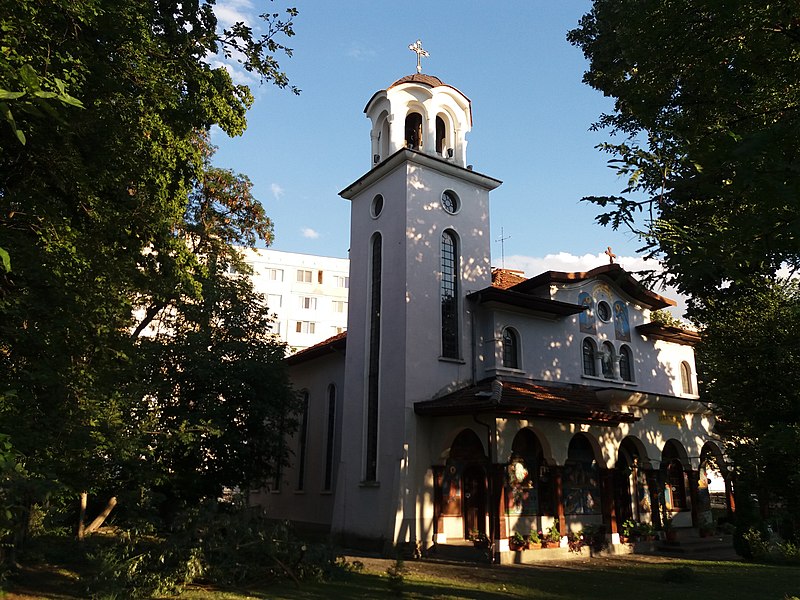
434;428;488;542
563;434;602;521
613;437;654;531
699;441;733;524
506;428;551;536
660;439;691;523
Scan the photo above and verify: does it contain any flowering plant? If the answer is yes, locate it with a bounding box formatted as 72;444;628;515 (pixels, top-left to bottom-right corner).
528;530;541;545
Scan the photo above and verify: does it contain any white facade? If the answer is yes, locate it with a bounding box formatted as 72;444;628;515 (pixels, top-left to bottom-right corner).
255;71;730;556
241;248;349;352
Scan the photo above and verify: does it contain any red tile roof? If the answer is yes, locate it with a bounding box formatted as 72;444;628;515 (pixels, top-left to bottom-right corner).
389;73;447;88
491;268;527;290
286;331;347;365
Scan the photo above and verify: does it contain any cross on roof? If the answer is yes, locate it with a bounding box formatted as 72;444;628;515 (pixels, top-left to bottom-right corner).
605;246;617;264
408;39;429;74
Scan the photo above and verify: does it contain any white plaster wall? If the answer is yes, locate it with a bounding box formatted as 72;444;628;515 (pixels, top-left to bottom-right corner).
252;353;344;526
477;278;700;400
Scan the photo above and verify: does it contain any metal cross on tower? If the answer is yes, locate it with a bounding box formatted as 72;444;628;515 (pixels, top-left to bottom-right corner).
408;39;429;74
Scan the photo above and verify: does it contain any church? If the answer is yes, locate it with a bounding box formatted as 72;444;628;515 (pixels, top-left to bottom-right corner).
251;46;732;558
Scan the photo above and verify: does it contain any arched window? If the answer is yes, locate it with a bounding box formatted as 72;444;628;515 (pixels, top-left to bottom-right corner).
507;429;544;516
441;231;459;358
619;345;633;381
404;112;423;150
601;341;615;378
582;338;597;376
502;328;519;369
297;390;310;491
324;384;337;491
365;234;382;481
680;361;693;394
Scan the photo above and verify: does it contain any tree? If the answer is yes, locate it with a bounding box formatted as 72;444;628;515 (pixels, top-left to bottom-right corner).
569;1;800;538
0;0;299;547
697;278;800;534
132;154;299;514
567;1;800;306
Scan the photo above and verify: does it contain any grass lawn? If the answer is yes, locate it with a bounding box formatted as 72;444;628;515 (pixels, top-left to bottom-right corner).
173;555;799;600
6;551;799;599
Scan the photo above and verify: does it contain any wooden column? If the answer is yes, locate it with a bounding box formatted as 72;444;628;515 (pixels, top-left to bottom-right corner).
432;466;443;543
495;464;508;541
725;475;736;518
600;468;618;535
687;469;700;527
554;466;566;537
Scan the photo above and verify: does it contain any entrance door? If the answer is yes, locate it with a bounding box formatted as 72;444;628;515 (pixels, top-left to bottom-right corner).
462;465;486;537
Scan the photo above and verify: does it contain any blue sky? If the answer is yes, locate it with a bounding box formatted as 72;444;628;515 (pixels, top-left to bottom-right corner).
211;1;659;284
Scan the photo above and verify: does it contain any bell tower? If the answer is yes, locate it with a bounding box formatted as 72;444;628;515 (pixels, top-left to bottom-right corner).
332;43;501;549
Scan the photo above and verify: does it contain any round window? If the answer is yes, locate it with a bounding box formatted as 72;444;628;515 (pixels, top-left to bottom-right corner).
441;190;459;214
597;300;612;322
371;194;384;218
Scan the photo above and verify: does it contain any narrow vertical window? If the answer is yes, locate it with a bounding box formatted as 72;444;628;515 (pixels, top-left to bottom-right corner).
365;234;382;481
619;345;633;381
441;231;459;358
324;384;336;491
296;391;309;491
502;328;519;369
680;361;693;394
601;341;615;378
436;116;446;155
582;338;596;376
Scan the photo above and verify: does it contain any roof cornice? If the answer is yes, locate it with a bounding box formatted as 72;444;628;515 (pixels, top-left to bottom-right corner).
339;148;501;200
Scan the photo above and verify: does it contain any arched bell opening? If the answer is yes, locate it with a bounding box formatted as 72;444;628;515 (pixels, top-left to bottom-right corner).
404;112;423;150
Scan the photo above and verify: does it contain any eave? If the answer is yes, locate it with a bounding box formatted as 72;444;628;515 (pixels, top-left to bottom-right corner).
467;286;585;318
339;148;501;200
636;322;701;346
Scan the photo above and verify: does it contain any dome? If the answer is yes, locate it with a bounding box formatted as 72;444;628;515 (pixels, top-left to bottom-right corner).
389;73;446;89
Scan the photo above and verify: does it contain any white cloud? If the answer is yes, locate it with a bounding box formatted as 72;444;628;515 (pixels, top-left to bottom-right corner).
270;183;284;200
302;227;320;239
214;0;255;28
503;251;689;318
346;43;377;61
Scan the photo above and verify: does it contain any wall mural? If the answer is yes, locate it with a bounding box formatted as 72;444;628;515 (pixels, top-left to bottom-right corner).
614;300;631;341
578;292;596;334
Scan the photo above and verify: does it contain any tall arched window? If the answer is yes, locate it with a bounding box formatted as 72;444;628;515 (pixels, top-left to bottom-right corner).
601;341;615;378
365;234;382;481
441;231;459;358
680;361;693;394
582;338;597;376
296;391;309;491
324;384;337;491
404;112;423;150
619;345;633;381
502;327;519;369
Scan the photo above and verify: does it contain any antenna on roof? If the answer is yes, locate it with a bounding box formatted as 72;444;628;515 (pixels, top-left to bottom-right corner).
496;227;511;270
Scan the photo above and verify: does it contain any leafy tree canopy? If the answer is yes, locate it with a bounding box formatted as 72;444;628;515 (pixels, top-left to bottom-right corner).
568;1;800;307
0;0;299;540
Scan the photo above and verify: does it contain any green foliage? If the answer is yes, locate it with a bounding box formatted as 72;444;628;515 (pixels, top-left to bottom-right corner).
0;0;300;567
650;309;686;329
662;566;696;583
527;529;540;545
386;555;406;595
568;1;800;303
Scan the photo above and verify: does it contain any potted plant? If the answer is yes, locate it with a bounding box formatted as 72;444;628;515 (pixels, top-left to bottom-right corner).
620;519;636;543
542;526;561;548
469;530;490;548
510;531;528;550
568;530;584;553
528;529;541;548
